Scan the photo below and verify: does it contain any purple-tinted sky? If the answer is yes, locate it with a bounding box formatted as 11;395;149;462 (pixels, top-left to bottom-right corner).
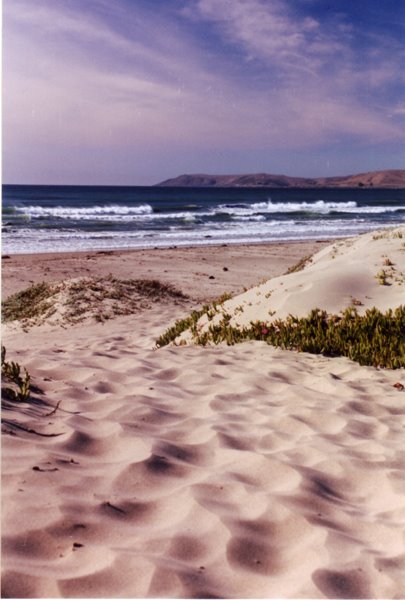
3;0;405;185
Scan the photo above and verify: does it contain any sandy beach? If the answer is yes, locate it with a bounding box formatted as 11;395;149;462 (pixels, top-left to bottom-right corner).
2;240;331;300
2;234;405;599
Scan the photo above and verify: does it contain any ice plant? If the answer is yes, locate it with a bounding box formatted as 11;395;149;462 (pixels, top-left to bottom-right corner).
156;305;405;369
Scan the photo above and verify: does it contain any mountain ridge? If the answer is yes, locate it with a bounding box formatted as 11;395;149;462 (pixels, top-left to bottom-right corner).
157;169;405;188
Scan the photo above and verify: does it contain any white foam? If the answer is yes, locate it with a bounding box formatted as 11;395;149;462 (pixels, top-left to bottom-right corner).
251;200;358;213
236;215;267;221
15;204;154;219
245;200;401;214
12;201;402;227
3;220;398;255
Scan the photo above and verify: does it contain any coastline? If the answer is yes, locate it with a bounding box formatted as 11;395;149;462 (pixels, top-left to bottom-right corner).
4;184;403;257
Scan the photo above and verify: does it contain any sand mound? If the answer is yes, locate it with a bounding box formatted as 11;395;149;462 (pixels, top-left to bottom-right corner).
2;276;189;331
176;227;404;344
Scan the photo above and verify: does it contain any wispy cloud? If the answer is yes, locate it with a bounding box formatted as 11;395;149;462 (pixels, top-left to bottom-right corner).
3;0;404;183
183;0;352;78
182;0;404;138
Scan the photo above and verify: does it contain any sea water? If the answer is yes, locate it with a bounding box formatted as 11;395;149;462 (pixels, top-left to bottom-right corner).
2;184;404;254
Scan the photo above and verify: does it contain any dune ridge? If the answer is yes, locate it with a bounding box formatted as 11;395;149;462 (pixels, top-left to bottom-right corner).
2;232;405;598
176;227;405;346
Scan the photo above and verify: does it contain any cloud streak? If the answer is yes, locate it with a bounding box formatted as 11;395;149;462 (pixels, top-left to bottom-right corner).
185;0;344;77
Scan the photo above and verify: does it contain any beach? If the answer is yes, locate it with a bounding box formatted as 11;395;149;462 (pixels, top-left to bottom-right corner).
4;0;405;595
2;240;331;300
2;235;405;599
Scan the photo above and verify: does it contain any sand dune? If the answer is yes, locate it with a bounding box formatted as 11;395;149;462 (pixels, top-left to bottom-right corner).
2;234;405;598
177;227;405;344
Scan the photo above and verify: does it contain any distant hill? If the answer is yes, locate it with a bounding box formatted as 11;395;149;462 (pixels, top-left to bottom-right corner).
157;169;405;188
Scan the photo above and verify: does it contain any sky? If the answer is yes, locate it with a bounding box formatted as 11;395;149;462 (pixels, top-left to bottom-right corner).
3;0;405;185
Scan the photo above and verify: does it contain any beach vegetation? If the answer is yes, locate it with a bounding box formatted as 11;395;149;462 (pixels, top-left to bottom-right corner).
372;228;404;241
285;254;313;274
215;292;233;304
156;306;404;369
1;346;31;402
155;307;208;347
234;304;245;315
375;269;390;285
64;276;189;323
2;276;189;328
155;291;234;348
2;281;58;324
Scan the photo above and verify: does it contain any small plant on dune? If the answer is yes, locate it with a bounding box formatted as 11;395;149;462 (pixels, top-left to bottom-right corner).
373;228;404;241
155;307;207;348
373;232;389;241
383;257;394;267
375;269;390;286
285;254;313;275
155;291;233;348
215;292;233;304
1;346;31;402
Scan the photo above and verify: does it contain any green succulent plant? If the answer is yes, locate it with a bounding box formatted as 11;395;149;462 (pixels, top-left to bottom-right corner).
1;346;31;402
156;305;404;369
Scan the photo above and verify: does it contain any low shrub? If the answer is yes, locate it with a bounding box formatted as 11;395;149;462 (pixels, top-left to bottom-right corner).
285;254;313;274
155;292;234;348
1;346;31;402
155;307;208;348
157;306;404;369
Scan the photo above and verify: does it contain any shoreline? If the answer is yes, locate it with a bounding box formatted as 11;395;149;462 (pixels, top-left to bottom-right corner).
1;236;334;256
2;238;332;301
1;236;339;263
4;184;403;258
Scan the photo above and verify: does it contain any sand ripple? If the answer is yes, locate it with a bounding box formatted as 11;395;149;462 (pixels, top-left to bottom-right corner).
2;315;405;598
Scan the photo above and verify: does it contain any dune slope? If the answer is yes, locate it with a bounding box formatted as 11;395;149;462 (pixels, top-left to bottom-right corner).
176;227;404;345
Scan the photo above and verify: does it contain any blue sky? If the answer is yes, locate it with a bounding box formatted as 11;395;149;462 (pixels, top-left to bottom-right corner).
3;0;405;184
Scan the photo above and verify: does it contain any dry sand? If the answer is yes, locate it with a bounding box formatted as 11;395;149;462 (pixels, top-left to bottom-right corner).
2;235;405;599
177;228;405;344
2;240;330;301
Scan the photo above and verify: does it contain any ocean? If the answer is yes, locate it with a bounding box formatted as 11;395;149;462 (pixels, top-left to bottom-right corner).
2;184;404;255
